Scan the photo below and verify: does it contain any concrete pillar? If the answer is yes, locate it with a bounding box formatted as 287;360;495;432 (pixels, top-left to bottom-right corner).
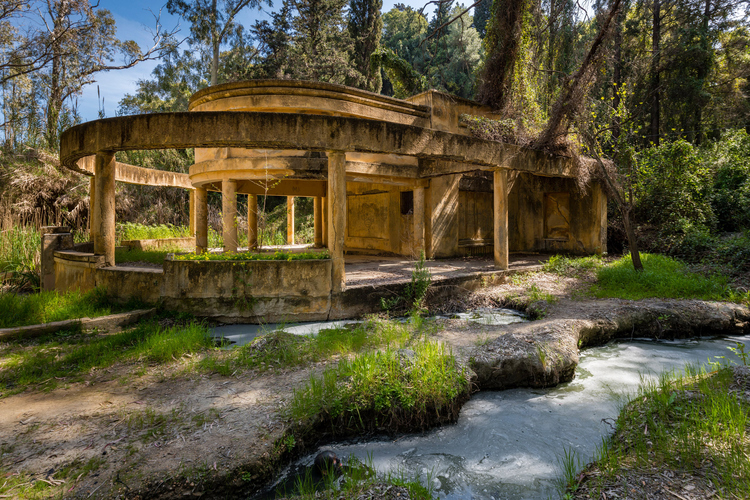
327;152;346;292
313;196;323;248
189;189;196;236
287;196;295;245
322;196;328;246
248;194;258;249
41;226;73;291
493;169;509;270
413;186;425;257
222;179;238;253
93;151;116;266
195;186;208;253
425;185;433;259
88;175;96;242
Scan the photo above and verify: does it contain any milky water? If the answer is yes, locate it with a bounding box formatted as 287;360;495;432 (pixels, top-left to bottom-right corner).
264;334;750;500
210;308;526;347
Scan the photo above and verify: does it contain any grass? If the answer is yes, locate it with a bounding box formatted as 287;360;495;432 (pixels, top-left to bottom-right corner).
0;287;148;328
570;361;750;498
543;254;604;276
115;247;180;264
116;222;191;243
0;315;213;395
173;249;329;261
0;224;41;290
201;316;416;375
591;253;744;301
288;337;468;435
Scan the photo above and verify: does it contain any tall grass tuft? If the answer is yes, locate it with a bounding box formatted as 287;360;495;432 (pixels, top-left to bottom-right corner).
288;339;468;435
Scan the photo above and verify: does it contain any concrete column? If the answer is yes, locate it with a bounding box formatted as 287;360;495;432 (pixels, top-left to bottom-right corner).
327;152;346;292
425;185;433;259
248;194;258;249
195;186;208;253
41;226;73;291
313;196;323;248
322;196;328;246
89;175;96;242
413;186;425;257
222;179;238;253
93;151;116;266
287;196;295;245
493;169;509;270
189;189;196;236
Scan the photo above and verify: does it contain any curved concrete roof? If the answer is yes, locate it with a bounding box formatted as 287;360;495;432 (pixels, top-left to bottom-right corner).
60;111;576;178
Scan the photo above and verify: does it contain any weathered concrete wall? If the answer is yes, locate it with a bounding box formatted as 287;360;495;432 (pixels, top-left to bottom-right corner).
41;227;73;291
427;174;460;258
160;258;333;322
54;251;105;292
121;238;195;252
97;267;164;304
406;90;502;135
508;173;607;254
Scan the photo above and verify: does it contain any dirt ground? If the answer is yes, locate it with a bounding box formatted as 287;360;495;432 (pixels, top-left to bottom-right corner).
0;265;747;499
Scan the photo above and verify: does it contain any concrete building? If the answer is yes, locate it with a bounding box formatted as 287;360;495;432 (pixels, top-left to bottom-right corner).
47;80;606;321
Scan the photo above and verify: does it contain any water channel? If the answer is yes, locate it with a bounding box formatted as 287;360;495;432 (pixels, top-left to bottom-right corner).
248;329;749;500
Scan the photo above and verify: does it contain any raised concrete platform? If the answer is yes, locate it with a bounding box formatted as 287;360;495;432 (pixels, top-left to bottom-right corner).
344;253;548;288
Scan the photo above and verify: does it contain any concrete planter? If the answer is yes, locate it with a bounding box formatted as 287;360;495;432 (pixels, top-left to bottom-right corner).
161;257;333;323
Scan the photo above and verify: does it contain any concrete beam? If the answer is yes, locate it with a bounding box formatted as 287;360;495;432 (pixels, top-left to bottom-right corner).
77;156;193;189
60;112;578;178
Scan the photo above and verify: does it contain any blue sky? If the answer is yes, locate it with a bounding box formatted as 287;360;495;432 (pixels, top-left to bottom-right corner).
78;0;436;121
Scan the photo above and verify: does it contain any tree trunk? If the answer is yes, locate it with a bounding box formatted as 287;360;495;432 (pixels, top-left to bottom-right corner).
694;0;712;145
622;208;643;271
211;0;219;87
649;0;661;146
612;2;624;141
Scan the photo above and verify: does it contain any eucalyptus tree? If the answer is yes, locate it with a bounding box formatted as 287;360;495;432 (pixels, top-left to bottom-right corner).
166;0;267;86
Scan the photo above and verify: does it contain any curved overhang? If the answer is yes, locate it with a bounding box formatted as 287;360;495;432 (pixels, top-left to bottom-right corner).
60;111;577;179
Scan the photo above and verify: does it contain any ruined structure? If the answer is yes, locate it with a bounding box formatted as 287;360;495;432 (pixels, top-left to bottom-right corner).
48;80;606;321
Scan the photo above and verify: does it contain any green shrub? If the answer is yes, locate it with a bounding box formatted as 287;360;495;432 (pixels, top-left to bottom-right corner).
635;140;715;232
705;129;750;232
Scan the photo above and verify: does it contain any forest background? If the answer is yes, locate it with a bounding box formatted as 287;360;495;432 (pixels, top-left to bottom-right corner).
1;0;749;288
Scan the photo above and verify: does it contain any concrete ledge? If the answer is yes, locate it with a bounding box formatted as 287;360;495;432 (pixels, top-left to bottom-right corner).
0;308;156;341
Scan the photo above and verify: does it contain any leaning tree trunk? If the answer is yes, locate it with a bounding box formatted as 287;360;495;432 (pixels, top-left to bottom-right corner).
533;0;622;150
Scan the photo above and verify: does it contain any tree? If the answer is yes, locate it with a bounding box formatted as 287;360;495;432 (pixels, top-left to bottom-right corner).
250;0;293;79
166;0;266;86
40;0;175;148
347;0;383;91
476;0;530;110
285;0;356;83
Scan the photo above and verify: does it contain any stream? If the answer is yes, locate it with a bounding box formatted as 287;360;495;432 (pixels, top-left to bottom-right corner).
251;331;750;500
